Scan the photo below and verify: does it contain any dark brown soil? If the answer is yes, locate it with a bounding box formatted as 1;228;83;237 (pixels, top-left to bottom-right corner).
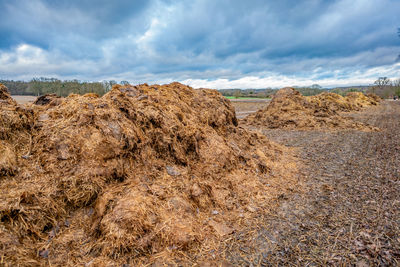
225;101;400;266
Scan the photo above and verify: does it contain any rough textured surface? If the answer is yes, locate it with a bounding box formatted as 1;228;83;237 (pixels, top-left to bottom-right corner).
345;92;380;109
0;83;298;266
365;93;382;104
33;93;63;106
0;84;15;103
242;88;378;131
308;92;355;112
0;141;17;176
0;83;33;176
308;92;380;113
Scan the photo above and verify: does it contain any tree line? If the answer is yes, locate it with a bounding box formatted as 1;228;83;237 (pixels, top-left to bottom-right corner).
370;77;400;98
219;85;331;98
0;78;124;97
1;77;399;99
219;78;400;99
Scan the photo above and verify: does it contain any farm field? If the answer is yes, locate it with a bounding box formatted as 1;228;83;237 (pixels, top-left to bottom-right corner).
224;96;270;100
230;98;270;119
225;101;400;265
11;95;37;104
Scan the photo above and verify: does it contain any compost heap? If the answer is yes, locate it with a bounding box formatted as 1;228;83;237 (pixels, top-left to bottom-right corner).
344;91;381;109
365;92;382;104
0;84;34;176
242;87;378;131
308;91;381;112
0;83;298;265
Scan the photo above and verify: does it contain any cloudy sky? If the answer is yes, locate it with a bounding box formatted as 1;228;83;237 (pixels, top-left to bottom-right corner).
0;0;399;88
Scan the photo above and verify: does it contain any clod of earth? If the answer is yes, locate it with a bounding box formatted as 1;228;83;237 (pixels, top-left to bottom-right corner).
33;93;63;106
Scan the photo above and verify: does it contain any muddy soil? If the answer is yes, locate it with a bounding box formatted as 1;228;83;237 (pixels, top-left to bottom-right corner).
225;101;400;266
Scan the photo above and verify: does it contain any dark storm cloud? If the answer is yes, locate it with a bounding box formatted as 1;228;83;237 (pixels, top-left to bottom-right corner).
0;0;399;87
151;0;399;65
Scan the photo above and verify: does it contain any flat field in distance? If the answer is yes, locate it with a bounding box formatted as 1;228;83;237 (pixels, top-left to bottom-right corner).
12;95;37;104
224;96;270;100
229;98;270;119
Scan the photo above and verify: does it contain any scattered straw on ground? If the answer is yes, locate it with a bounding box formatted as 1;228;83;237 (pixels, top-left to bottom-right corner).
242;87;379;131
0;83;298;266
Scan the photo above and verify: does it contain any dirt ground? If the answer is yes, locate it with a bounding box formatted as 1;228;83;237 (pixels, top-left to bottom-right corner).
223;101;400;266
230;99;270;119
11;95;37;104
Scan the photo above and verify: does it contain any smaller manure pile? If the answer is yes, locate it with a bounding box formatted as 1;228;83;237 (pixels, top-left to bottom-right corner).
308;91;381;112
242;87;378;131
344;91;381;109
0;83;298;265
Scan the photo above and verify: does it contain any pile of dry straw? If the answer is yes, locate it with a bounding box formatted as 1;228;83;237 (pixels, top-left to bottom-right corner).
0;83;298;265
0;84;34;176
243;87;380;131
308;91;381;112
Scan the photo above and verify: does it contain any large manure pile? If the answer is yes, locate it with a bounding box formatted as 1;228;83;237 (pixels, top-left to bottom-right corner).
242;87;378;131
0;83;298;265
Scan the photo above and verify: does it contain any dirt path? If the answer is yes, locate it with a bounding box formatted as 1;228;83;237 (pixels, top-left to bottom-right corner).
226;101;400;266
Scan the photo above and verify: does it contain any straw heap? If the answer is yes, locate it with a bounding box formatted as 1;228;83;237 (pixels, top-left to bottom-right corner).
243;87;379;131
0;83;298;265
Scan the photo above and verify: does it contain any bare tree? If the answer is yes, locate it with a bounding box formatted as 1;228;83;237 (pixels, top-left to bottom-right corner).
373;77;391;94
